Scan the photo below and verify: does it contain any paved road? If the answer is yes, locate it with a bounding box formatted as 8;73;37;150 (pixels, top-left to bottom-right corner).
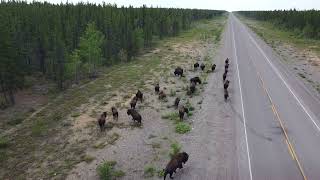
228;13;320;180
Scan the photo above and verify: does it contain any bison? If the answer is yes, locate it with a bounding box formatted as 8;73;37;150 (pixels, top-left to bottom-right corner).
127;109;142;124
98;112;107;131
211;64;216;72
224;80;230;90
111;107;118;120
224;89;229;101
174;67;184;77
164;152;189;180
225;58;229;64
178;106;189;120
223;72;227;82
200;63;205;71
136;90;143;102
190;77;202;84
155;83;160;94
130;96;137;109
190;81;196;94
194;62;199;70
174;97;180;108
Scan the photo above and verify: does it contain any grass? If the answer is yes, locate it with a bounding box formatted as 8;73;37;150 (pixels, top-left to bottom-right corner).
157;169;165;177
237;14;320;55
81;154;95;163
97;161;125;180
144;165;156;178
161;112;180;123
169;142;182;158
169;89;176;97
175;122;191;134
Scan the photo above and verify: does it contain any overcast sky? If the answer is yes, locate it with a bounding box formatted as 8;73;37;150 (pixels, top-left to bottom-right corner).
36;0;320;11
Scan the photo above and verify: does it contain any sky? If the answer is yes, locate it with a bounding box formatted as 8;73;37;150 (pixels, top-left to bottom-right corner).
36;0;320;11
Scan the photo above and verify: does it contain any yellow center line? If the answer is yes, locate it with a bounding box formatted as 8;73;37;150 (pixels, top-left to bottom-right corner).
251;61;307;180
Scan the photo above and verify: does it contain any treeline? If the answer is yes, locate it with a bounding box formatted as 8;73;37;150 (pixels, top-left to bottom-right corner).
238;10;320;39
0;1;225;108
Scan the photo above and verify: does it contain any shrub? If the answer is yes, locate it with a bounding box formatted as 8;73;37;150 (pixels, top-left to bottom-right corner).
169;142;181;158
144;165;156;178
175;122;191;134
97;161;125;180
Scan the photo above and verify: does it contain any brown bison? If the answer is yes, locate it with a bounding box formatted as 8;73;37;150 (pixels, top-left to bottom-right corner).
224;80;230;90
127;109;142;124
98;112;107;131
164;152;189;180
190;77;202;84
224;89;229;101
130;96;137;109
136;90;143;102
211;64;216;72
190;81;196;94
223;72;227;81
194;62;199;70
155;83;160;93
174;67;184;77
200;63;205;71
179;106;189;120
111;107;118;120
174;97;180;108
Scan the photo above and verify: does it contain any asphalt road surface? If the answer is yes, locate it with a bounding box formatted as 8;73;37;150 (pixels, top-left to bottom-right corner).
175;13;320;180
229;13;320;180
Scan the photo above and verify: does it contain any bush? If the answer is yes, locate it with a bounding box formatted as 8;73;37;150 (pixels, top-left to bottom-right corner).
169;142;181;158
97;161;125;180
144;165;156;178
175;122;191;134
161;112;179;122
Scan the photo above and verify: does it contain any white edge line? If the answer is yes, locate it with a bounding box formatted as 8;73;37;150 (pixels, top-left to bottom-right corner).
236;17;320;133
230;15;253;180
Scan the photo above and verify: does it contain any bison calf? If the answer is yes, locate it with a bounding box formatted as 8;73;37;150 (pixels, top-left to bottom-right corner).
136;90;143;102
190;77;201;84
179;106;189;120
164;152;189;180
200;63;205;71
98;112;107;131
155;83;160;93
127;109;142;124
111;107;118;120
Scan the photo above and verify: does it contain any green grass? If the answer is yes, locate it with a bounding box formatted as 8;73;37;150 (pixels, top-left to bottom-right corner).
237;14;320;55
144;165;156;178
175;122;191;134
169;142;182;158
81;154;95;163
97;161;125;180
161;112;180;123
169;89;176;97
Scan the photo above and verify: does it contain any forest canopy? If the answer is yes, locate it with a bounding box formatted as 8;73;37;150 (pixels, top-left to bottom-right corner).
0;1;225;108
237;10;320;39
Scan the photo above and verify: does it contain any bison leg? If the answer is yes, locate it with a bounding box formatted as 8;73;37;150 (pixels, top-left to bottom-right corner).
170;172;174;179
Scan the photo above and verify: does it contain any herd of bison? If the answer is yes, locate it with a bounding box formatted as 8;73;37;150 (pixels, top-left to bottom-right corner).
97;57;231;179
